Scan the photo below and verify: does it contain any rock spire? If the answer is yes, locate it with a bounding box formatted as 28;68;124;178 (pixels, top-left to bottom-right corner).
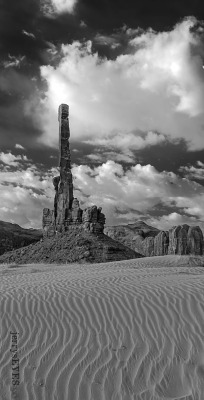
53;104;74;231
42;104;105;238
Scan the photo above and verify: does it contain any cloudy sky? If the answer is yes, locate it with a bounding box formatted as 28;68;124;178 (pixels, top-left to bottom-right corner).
0;0;204;231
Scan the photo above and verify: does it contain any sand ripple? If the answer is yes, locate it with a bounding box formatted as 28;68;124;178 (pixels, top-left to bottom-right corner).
1;255;204;399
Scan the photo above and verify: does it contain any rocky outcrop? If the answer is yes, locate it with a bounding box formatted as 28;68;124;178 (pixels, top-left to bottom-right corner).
104;221;159;239
142;236;155;257
105;221;204;257
42;104;105;238
54;104;74;231
154;231;169;256
0;229;143;265
168;224;204;256
168;224;189;255
0;220;42;256
187;226;204;255
105;221;160;256
43;104;74;236
82;206;106;234
42;209;55;238
71;198;83;224
104;221;159;250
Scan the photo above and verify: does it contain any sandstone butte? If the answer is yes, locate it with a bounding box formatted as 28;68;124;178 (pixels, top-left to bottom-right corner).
104;222;204;257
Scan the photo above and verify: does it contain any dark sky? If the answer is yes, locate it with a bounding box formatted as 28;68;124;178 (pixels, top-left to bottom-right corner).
0;0;204;229
0;0;203;151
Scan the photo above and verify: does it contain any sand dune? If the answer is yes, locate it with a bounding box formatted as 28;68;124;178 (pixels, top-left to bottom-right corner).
1;255;204;399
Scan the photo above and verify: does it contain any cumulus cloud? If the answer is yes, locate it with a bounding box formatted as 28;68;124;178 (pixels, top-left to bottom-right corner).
94;34;120;49
0;159;57;228
0;155;204;229
146;212;204;232
41;0;77;15
15;144;26;150
0;184;52;228
0;152;28;166
87;151;136;164
84;131;166;154
129;17;204;117
179;161;204;180
27;17;204;152
72;160;204;227
0;167;49;190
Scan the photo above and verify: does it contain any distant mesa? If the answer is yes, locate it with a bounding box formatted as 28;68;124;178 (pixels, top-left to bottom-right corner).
105;222;204;256
0;221;42;256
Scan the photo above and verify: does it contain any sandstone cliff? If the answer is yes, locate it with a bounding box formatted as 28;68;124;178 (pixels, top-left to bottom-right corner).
105;221;204;257
168;224;204;255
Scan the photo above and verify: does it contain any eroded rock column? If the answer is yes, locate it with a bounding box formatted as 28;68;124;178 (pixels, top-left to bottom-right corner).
42;104;107;238
154;231;169;256
54;104;74;231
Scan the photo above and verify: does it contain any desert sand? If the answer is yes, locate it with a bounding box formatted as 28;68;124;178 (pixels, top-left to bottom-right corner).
1;255;204;400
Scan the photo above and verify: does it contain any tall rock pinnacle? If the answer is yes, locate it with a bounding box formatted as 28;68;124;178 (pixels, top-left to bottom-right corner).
54;104;74;230
42;104;106;237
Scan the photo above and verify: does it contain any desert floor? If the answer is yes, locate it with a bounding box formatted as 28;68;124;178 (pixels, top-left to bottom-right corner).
1;255;204;400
